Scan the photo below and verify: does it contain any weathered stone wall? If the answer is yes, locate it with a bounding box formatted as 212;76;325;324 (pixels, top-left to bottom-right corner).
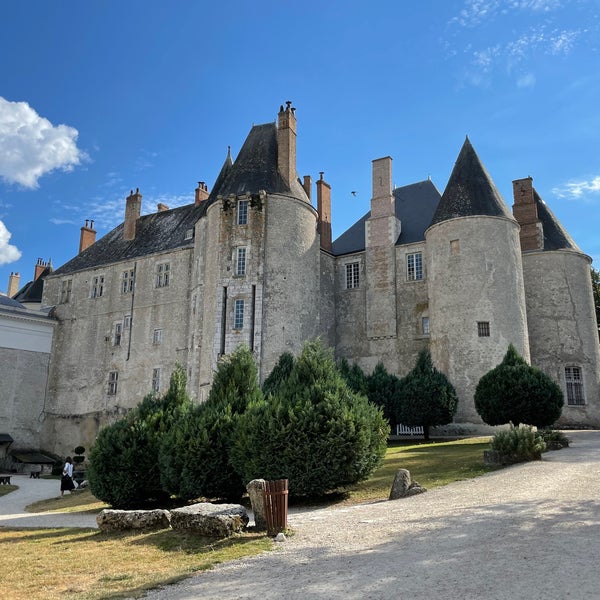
522;249;600;426
426;215;530;423
319;250;336;349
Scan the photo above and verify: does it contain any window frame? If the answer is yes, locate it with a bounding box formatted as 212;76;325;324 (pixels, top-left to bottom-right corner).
60;279;72;304
121;269;135;294
152;368;161;393
108;371;118;395
422;316;430;335
565;366;585;405
234;299;244;329
153;328;163;345
477;321;490;337
91;274;105;299
237;200;249;225
406;252;423;281
236;247;247;276
345;262;360;289
113;322;122;347
155;263;170;288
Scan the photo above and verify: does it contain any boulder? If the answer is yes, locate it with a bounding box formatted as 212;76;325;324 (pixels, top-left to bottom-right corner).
389;468;427;500
246;479;267;531
170;503;249;537
96;509;171;532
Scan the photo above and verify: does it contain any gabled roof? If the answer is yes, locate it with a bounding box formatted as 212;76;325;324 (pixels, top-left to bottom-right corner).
209;123;289;199
332;179;441;256
52;203;208;276
535;190;582;252
430;138;512;226
12;266;52;303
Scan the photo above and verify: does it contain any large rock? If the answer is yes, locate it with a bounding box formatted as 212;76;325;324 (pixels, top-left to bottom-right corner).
96;509;171;532
170;503;249;537
246;479;267;531
389;468;427;500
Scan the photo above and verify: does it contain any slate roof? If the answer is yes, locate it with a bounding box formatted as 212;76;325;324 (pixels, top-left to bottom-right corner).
12;266;52;303
331;179;441;256
52;203;209;276
430;137;512;226
0;294;26;310
535;190;582;252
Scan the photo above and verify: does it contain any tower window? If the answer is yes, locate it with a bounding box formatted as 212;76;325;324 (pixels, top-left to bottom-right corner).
153;328;163;345
236;247;247;276
152;368;161;393
477;321;490;337
345;262;360;289
565;366;585;405
422;317;430;335
450;239;460;255
407;252;423;281
108;371;118;395
237;200;249;225
234;299;244;329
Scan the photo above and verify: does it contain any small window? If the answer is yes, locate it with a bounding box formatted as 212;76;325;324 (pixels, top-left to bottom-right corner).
121;269;135;294
422;317;430;335
345;262;360;289
407;253;423;281
108;371;118;395
123;315;131;330
450;239;460;255
60;279;72;304
114;323;122;347
153;329;163;345
237;200;249;225
234;299;244;329
91;275;105;298
477;321;490;337
156;263;170;288
152;368;161;393
184;228;194;241
236;247;247;276
565;366;585;405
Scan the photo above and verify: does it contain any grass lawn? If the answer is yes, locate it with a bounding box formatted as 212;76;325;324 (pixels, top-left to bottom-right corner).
0;437;496;599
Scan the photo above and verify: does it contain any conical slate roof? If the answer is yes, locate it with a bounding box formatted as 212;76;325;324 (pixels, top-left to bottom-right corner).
534;189;582;252
430;138;512;226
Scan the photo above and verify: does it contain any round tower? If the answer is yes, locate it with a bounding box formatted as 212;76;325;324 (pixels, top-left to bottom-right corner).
426;138;530;424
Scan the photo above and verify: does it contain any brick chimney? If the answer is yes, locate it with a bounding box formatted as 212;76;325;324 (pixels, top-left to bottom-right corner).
124;188;142;241
302;175;312;201
79;219;97;253
195;181;209;205
277;101;297;187
34;258;50;281
316;172;332;252
7;272;20;297
512;177;543;251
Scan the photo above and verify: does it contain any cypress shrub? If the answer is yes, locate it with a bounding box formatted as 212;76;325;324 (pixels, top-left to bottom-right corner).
367;362;402;429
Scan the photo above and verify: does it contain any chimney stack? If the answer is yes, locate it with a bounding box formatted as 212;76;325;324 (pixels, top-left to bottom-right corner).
34;258;50;281
302;175;312;201
512;177;543;251
277;101;297;187
195;181;209;205
124;188;142;241
157;203;170;212
316;172;332;252
7;272;20;298
79;219;97;253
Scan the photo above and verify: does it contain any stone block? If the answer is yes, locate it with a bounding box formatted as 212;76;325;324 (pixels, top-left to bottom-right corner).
170;503;249;537
246;479;267;531
389;468;427;500
96;509;171;532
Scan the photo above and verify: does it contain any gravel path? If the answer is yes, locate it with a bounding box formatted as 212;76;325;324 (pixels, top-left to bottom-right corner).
1;432;599;599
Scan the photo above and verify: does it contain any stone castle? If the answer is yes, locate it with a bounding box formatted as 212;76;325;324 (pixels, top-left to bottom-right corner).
2;103;599;456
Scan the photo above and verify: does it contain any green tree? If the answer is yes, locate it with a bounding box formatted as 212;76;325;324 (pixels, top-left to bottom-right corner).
262;352;294;396
367;362;402;429
88;365;190;508
474;345;564;427
231;340;389;498
160;345;260;502
338;358;368;395
397;350;458;440
592;267;600;338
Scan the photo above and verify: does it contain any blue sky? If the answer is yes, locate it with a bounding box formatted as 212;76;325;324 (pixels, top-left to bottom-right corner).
1;0;599;294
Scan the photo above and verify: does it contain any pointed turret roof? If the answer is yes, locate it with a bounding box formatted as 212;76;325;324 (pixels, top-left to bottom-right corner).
534;189;582;252
430;138;512;226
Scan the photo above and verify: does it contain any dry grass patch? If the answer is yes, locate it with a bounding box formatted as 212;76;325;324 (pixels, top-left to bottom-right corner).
0;484;18;497
27;488;108;514
0;527;272;600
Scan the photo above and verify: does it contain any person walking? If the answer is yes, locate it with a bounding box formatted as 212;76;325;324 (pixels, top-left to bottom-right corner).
60;456;75;496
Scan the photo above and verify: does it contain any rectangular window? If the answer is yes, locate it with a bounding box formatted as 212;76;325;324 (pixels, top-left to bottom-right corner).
60;279;72;304
234;299;244;329
407;252;423;281
108;371;118;395
422;317;430;335
565;366;585;405
114;323;122;346
153;328;163;345
152;368;161;393
156;263;170;288
345;262;360;289
237;200;249;225
477;321;490;337
123;315;131;330
236;247;247;276
184;228;194;241
91;275;104;298
121;269;135;294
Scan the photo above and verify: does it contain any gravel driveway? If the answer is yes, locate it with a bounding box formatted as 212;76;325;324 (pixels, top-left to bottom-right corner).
141;430;600;600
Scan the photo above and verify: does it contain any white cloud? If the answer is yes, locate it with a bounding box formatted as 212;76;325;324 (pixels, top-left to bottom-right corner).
0;97;86;189
0;219;22;265
552;176;600;199
453;0;564;27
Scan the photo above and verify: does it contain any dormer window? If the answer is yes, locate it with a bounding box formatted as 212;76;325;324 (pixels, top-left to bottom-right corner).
184;228;194;241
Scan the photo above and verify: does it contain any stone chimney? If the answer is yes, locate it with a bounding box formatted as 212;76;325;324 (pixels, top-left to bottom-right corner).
124;188;142;241
371;157;395;219
195;181;209;205
316;172;332;252
157;203;170;212
7;272;20;297
79;219;97;253
34;258;50;281
512;177;543;251
277;101;297;187
302;175;312;201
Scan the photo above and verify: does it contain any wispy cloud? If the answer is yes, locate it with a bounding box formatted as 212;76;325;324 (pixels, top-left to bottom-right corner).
0;97;87;189
0;219;21;265
552;176;600;200
452;0;564;28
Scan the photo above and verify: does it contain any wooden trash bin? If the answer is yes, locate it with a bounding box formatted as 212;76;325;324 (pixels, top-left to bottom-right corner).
262;479;288;536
